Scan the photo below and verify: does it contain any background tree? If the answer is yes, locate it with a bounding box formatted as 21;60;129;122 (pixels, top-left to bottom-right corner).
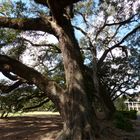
74;0;140;118
114;96;128;111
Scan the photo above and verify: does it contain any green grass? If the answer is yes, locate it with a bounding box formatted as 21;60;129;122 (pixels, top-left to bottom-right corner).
0;111;60;117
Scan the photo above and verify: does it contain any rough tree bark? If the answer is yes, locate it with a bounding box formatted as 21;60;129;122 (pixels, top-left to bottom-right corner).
91;39;115;120
0;0;100;139
99;82;116;119
50;17;100;140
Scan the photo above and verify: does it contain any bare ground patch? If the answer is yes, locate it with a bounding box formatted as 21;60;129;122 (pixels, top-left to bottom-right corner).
0;115;63;140
0;114;140;140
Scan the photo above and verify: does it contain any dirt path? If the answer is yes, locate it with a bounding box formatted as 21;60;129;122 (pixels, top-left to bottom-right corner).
0;115;63;140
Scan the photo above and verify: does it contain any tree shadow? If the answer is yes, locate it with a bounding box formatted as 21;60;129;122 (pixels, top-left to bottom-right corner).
0;115;63;140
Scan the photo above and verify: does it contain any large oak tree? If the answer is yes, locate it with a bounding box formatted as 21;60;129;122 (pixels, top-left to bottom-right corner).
0;0;140;139
0;0;100;139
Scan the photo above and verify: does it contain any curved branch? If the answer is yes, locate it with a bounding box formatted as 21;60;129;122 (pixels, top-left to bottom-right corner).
98;24;140;67
0;80;23;93
74;26;87;36
0;55;64;105
95;14;138;40
23;98;50;111
2;71;19;81
105;14;137;26
75;11;89;27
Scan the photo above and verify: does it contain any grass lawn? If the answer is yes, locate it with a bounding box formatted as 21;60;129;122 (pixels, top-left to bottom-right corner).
0;111;60;117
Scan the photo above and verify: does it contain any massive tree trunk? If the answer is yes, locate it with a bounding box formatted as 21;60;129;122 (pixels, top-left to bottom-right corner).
50;18;100;139
0;0;100;139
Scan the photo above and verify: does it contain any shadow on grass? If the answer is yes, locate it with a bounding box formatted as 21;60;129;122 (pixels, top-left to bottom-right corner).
0;115;63;140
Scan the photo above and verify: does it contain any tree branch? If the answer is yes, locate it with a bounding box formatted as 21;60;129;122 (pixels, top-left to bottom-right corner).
98;24;140;67
105;14;137;26
2;71;19;81
75;11;89;27
0;80;24;93
0;16;54;34
0;55;64;105
95;14;137;40
74;25;87;36
18;37;61;53
23;98;50;111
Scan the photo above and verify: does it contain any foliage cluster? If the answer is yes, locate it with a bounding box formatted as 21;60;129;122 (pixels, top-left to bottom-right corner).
118;110;137;120
113;111;134;132
114;96;128;111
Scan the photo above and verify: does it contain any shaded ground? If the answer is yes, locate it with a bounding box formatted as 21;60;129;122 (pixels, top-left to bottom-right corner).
98;119;140;140
97;113;140;140
0;115;63;140
0;114;140;140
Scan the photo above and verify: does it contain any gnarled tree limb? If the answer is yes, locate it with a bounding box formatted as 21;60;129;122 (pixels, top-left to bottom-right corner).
0;16;54;34
0;55;64;106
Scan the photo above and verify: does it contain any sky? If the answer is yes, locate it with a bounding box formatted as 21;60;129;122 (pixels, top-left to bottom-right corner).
0;73;6;79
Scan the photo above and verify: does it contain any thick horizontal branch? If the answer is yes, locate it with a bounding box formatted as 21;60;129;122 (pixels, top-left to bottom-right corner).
0;16;54;34
0;55;46;84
